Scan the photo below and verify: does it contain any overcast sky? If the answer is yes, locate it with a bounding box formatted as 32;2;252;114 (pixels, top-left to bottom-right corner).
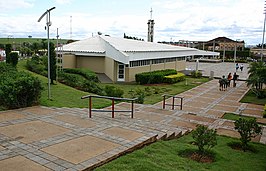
0;0;265;45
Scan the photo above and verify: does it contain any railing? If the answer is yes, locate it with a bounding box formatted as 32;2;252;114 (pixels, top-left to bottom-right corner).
162;94;184;110
81;95;137;118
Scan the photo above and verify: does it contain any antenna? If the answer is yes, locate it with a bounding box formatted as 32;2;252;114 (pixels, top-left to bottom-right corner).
70;16;72;39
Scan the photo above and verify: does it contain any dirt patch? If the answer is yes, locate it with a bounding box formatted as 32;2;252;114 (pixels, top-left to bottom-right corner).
179;149;215;163
227;142;257;153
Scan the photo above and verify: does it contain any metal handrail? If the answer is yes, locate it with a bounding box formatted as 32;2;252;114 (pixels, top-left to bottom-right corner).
81;95;137;118
162;94;184;110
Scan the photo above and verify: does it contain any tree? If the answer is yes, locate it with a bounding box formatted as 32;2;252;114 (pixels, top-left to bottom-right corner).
246;62;266;98
192;125;217;154
31;42;40;54
9;52;18;67
234;118;262;152
49;42;57;84
5;44;12;64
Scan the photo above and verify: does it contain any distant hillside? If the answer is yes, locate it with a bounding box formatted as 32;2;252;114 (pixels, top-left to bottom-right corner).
0;38;73;45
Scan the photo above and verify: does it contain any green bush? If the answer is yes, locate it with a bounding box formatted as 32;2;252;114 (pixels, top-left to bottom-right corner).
192;125;217;155
191;71;202;78
26;56;47;76
82;81;103;95
5;44;12;64
234;118;262;152
104;85;124;98
0;62;17;73
128;88;146;104
135;69;177;85
58;71;102;94
9;52;19;67
63;68;99;82
164;73;185;84
0;63;43;109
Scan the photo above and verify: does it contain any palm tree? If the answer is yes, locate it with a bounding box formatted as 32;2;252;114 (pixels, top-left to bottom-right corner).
246;62;266;98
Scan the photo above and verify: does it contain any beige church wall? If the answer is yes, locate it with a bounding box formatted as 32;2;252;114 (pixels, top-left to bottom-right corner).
127;65;151;82
76;56;105;73
150;63;165;71
176;61;186;71
105;57;115;82
164;62;175;70
62;54;77;68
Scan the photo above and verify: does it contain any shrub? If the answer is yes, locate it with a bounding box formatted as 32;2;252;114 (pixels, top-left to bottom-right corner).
192;125;217;155
26;56;47;76
0;63;43;109
234;118;262;152
9;52;18;67
191;71;202;78
58;71;84;88
58;71;102;94
0;62;17;74
104;85;124;98
5;44;12;64
63;68;99;82
128;88;146;104
164;73;185;84
135;69;177;85
82;81;103;95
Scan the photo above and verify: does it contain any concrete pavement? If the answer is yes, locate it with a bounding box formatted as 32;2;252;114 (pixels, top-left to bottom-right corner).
186;61;249;80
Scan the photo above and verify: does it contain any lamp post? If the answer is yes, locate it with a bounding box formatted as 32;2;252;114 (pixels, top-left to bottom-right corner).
261;1;266;61
38;7;56;100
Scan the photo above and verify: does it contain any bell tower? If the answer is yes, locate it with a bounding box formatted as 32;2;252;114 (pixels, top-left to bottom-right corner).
147;8;155;42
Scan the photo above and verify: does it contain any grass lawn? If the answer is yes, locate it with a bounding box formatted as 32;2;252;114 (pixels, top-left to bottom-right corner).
96;134;266;171
17;60;111;108
17;59;209;107
0;37;69;46
100;77;209;105
240;89;266;105
222;113;266;126
222;113;257;121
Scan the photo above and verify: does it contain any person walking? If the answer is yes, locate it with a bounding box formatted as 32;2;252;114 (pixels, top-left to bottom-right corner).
219;75;228;91
227;72;232;87
235;63;239;72
233;72;239;87
240;64;244;72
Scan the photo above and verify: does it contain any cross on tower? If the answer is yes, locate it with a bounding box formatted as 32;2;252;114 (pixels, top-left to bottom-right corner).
150;8;153;20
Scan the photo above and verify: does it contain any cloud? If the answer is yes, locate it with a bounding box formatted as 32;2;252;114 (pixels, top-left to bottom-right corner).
0;0;34;11
54;0;72;5
0;0;263;45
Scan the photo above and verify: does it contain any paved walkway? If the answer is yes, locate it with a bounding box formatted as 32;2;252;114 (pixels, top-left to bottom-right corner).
0;64;265;171
186;62;249;80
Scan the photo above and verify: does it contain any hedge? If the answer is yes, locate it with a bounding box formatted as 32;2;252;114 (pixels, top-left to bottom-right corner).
135;69;177;84
58;71;102;94
191;71;202;78
164;73;185;84
0;63;43;109
63;68;99;82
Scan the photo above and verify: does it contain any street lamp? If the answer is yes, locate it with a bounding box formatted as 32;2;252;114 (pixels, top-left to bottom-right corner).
233;39;241;63
261;1;266;61
38;7;56;100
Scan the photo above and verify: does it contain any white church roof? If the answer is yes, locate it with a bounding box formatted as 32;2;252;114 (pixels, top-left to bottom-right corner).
62;35;220;64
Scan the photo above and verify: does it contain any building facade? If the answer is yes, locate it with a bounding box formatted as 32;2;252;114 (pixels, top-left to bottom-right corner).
61;36;219;82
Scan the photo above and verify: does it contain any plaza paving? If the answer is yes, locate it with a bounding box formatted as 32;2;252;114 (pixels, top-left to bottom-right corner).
186;61;249;80
0;62;265;171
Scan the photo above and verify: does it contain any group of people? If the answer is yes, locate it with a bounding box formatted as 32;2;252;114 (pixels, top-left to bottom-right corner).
235;63;244;72
219;72;239;91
